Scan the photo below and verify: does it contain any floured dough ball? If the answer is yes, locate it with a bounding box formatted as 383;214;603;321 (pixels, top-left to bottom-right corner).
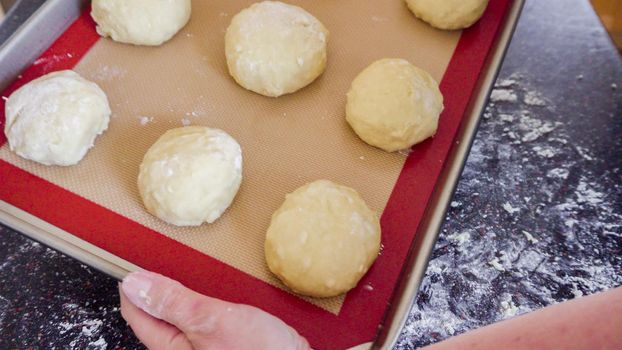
265;180;381;298
91;0;191;46
138;127;242;227
346;58;444;152
225;1;329;97
405;0;489;30
4;70;111;166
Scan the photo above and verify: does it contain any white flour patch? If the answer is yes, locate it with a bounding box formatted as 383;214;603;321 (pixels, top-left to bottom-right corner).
502;202;520;214
524;91;546;106
397;148;412;157
0;295;9;329
488;257;506;271
547;168;569;179
371;16;389;22
495;78;517;88
575;180;604;205
87;337;108;350
500;296;519;318
81;319;103;337
32;54;71;70
575;146;594;161
447;231;470;245
499;113;515;122
490;89;518;103
139;116;154;126
519;114;558;142
522;230;539;244
533;146;557;158
91;65;127;82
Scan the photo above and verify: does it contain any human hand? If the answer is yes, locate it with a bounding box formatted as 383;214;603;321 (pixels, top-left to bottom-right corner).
119;271;311;350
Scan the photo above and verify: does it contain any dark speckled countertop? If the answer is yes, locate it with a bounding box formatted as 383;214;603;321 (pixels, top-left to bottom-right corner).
1;0;621;349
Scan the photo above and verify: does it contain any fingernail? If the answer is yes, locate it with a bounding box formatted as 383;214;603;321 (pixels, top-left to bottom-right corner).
122;271;154;311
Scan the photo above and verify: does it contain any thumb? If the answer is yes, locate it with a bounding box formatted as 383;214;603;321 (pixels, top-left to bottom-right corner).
121;271;311;350
121;270;228;333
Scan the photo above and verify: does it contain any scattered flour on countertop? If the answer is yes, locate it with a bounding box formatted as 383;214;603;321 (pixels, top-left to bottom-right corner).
533;146;557;158
524;91;546;106
522;230;539;244
502;202;520;214
490;89;518;102
500;296;520;318
0;295;9;329
488;257;506;271
81;319;103;337
547;168;569;179
519;114;558;142
575;146;595;161
499;113;515;122
575;179;604;204
495;77;517;88
447;231;470;245
86;337;108;350
397;72;622;350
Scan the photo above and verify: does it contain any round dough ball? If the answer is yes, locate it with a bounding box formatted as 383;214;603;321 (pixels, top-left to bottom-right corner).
91;0;191;46
265;180;381;298
225;1;329;97
4;70;111;166
405;0;489;30
138;126;242;227
346;58;444;152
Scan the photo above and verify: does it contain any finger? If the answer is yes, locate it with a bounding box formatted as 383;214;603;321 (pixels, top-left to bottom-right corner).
121;270;228;332
119;283;193;350
122;271;311;350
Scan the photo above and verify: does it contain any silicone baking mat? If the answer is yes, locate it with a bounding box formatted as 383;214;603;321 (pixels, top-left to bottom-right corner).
0;1;513;348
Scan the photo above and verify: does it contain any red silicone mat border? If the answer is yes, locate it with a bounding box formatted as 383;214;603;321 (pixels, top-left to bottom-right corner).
0;2;512;349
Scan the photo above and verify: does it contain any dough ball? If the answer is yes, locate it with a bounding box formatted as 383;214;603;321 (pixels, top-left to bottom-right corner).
91;0;191;46
4;70;111;166
405;0;489;30
138;126;242;227
225;1;329;97
346;58;444;152
265;180;381;298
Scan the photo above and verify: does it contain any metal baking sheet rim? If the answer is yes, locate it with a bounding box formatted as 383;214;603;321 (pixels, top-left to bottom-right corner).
0;1;525;349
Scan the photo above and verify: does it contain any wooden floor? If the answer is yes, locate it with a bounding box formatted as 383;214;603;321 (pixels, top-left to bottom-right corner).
592;0;622;51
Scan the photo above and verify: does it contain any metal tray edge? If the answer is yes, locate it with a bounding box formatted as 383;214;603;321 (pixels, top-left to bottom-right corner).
0;199;141;280
0;0;85;91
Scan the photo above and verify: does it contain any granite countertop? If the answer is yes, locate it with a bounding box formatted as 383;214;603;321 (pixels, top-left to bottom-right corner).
1;0;621;349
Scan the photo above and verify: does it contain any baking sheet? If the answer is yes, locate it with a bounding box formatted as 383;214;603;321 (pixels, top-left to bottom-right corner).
1;0;460;313
0;0;517;348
